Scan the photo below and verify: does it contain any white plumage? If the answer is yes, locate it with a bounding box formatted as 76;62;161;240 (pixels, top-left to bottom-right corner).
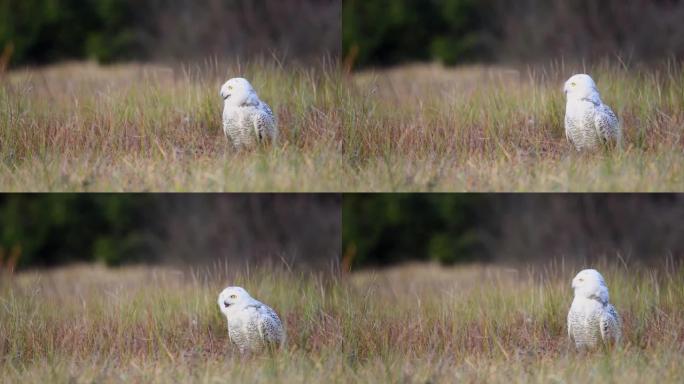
567;269;622;350
217;286;285;354
564;74;621;151
220;78;277;149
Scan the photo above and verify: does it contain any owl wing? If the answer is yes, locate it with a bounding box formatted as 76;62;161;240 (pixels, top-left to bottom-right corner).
252;103;277;143
256;305;284;347
594;104;620;146
600;304;621;345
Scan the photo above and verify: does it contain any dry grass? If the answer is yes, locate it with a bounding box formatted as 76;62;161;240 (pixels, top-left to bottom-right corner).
346;62;684;191
0;59;343;191
1;261;683;383
2;60;682;191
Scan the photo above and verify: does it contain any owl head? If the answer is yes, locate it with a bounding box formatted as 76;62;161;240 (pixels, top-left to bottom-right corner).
571;269;610;304
564;74;601;104
218;286;252;316
220;78;260;107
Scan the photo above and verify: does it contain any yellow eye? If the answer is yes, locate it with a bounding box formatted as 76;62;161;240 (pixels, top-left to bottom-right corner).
230;294;237;299
228;85;233;90
578;278;584;282
571;82;576;87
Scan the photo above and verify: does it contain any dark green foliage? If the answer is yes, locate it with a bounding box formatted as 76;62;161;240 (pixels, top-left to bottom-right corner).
0;0;340;67
0;195;341;271
0;195;153;268
343;0;684;69
342;0;495;68
343;195;684;270
342;194;490;268
0;0;140;65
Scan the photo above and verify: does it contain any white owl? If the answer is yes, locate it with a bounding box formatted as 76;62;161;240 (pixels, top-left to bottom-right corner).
217;286;285;354
220;78;277;149
567;269;622;350
563;74;621;151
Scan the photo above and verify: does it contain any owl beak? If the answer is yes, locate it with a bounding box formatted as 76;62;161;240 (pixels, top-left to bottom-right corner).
224;300;231;308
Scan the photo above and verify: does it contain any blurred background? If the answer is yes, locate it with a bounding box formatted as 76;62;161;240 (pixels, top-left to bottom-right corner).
343;194;684;269
3;194;683;273
0;0;341;68
343;0;684;69
0;194;341;271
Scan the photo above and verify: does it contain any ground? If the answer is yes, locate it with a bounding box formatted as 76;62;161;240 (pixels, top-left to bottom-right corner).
2;262;682;383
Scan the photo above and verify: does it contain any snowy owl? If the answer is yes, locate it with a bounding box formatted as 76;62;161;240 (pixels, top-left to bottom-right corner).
563;74;621;151
220;78;277;149
567;269;622;350
217;286;285;354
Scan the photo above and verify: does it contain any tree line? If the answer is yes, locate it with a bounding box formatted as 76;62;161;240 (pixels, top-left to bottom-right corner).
0;195;340;271
0;0;340;67
2;194;682;271
343;0;684;69
342;194;684;269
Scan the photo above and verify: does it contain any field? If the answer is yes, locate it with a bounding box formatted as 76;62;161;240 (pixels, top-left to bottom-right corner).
0;59;344;192
2;262;683;383
347;62;684;191
2;60;683;191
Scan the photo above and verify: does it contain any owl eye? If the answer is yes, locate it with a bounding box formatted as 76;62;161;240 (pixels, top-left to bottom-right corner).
230;294;237;299
578;278;584;282
228;86;233;90
570;82;576;87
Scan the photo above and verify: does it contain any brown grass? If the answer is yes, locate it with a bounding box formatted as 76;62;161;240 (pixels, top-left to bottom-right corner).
0;59;343;191
2;60;682;191
345;62;684;191
1;261;683;382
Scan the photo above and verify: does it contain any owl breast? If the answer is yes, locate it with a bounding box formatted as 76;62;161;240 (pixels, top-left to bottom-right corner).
565;101;600;151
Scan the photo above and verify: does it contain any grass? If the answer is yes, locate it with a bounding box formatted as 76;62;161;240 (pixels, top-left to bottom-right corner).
1;261;683;382
0;59;344;192
345;61;684;191
2;59;683;191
